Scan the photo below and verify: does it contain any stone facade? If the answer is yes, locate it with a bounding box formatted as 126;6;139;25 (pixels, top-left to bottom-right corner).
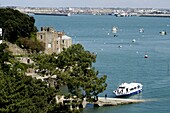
37;27;72;54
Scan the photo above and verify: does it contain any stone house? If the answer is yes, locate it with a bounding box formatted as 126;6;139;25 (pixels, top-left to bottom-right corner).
37;27;72;54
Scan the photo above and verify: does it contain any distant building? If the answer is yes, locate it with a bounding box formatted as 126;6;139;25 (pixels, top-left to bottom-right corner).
37;27;72;54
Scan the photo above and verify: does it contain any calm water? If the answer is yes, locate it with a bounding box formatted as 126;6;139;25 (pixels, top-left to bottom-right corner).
34;15;170;113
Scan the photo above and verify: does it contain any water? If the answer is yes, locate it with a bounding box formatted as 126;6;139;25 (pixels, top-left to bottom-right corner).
34;15;170;113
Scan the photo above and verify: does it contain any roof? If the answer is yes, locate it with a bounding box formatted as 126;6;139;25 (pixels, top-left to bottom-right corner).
62;35;72;40
119;82;142;88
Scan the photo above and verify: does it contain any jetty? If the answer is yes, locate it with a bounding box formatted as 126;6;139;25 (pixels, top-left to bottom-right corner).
55;95;146;109
139;14;170;18
83;97;146;107
33;12;70;16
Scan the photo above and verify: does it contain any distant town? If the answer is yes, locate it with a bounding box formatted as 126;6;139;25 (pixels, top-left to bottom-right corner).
2;6;170;17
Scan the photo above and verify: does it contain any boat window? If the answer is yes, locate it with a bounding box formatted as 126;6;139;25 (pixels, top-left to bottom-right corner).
119;87;125;89
130;88;134;90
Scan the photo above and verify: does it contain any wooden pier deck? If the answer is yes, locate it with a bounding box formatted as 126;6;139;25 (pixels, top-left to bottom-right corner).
90;97;146;107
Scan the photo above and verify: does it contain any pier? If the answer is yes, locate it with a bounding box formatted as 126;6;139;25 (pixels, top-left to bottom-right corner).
139;14;170;18
83;97;146;107
56;95;146;108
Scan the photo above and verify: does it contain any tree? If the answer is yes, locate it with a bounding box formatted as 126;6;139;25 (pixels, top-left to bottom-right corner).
0;43;58;113
0;8;37;43
0;73;57;113
56;44;107;98
0;8;45;53
16;37;45;53
0;43;11;72
32;44;107;100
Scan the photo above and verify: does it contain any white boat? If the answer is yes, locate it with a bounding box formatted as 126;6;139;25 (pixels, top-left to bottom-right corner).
113;82;143;97
144;54;148;58
118;45;122;48
160;31;167;35
139;28;144;33
132;39;136;43
112;26;118;33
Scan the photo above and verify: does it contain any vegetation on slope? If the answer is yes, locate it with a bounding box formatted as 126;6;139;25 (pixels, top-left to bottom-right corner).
0;8;44;53
32;44;107;100
0;44;58;113
0;8;107;113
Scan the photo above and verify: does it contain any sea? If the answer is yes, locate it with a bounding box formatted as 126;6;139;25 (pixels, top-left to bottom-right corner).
33;14;170;113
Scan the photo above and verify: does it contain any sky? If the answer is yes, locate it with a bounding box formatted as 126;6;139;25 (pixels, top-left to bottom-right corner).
0;0;170;9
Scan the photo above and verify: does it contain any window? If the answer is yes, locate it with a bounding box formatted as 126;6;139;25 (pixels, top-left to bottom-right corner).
27;59;30;63
40;35;43;39
48;43;52;48
138;85;140;88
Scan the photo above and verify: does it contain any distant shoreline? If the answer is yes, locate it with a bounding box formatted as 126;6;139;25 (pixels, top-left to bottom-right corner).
34;12;70;16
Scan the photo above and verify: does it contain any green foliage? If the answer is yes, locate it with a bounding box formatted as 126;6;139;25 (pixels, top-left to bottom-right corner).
57;44;96;69
32;44;107;99
0;42;107;112
16;38;45;53
0;72;57;113
56;44;107;98
0;8;37;43
0;43;60;113
0;43;11;72
32;53;59;75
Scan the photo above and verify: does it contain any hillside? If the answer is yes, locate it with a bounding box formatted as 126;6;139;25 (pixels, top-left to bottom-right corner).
4;41;28;55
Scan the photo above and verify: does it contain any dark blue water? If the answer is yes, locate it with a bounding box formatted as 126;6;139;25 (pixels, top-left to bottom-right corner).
34;15;170;113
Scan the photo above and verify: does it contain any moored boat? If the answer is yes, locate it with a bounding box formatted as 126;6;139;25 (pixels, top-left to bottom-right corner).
113;82;143;97
144;54;148;58
132;39;136;43
160;31;167;35
112;26;118;33
139;28;144;33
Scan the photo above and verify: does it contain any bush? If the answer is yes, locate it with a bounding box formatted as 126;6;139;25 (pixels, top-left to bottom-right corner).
17;38;45;53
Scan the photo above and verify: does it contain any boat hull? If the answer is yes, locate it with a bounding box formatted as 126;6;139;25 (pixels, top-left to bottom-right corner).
114;89;142;98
